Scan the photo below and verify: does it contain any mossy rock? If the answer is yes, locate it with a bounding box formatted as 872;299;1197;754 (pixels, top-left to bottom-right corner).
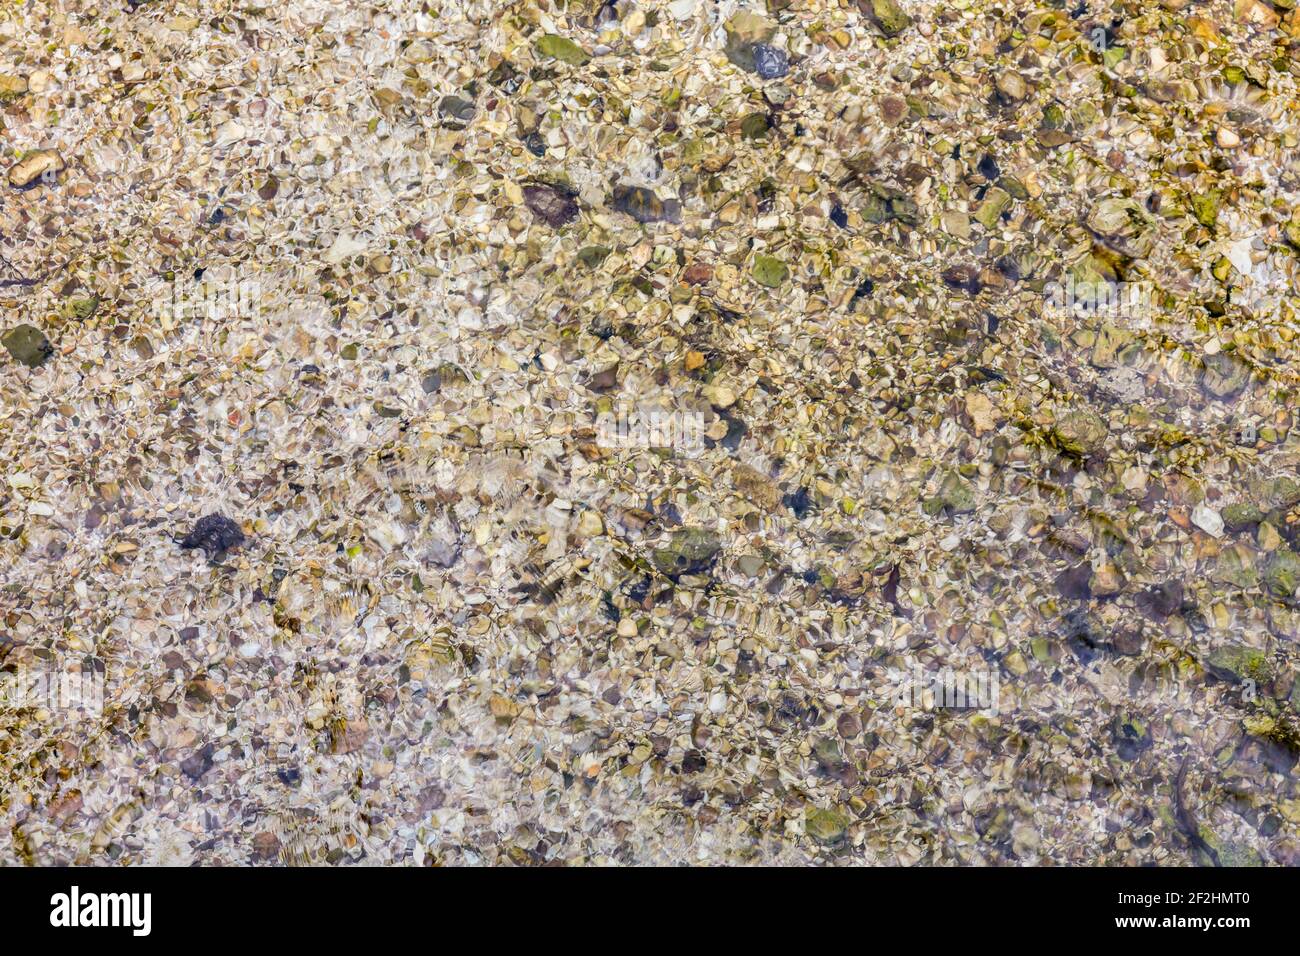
1285;215;1300;250
1198;825;1265;866
924;470;977;516
860;180;919;225
974;186;1012;229
740;112;771;140
804;805;849;843
1262;548;1300;600
577;246;611;269
1090;324;1135;369
652;527;723;575
1190;191;1221;229
1222;502;1265;532
752;254;789;288
1051;407;1108;457
1038;103;1070;143
535;34;590;66
1201;350;1251;399
1070;251;1119;287
2;324;52;368
1211;544;1258;589
1214;842;1264;867
61;295;99;321
866;0;912;37
1252;475;1300;511
1204;644;1270;683
1000;176;1029;200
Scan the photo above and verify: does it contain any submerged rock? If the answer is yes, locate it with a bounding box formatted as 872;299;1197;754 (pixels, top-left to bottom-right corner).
924;470;977;516
438;95;476;126
752;44;789;80
611;184;681;224
1201;351;1251;399
1263;549;1300;601
995;71;1028;104
1190;191;1220;229
751;254;788;288
1136;580;1183;618
652;527;722;575
1211;544;1258;589
1051;407;1108;457
862;0;912;37
61;295;100;321
723;11;777;73
974;186;1012;229
180;513;247;562
1252;475;1300;511
0;74;27;101
2;324;52;367
783;485;814;518
851;175;919;225
1085;197;1155;259
941;264;982;294
805;805;849;843
1055;562;1092;600
535;34;590;66
1112;713;1153;761
7;149;63;188
1222;503;1265;532
523;182;580;227
1204;644;1270;683
1090;559;1126;598
1286;213;1300;250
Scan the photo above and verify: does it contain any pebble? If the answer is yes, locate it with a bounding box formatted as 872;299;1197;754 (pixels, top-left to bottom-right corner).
7;149;63;188
522;182;580;227
1191;505;1224;538
995;71;1028;103
752;43;789;80
1217;126;1240;148
2;324;53;367
178;513;246;562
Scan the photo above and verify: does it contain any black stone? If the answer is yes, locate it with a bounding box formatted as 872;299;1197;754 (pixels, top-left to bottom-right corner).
181;746;214;780
1054;562;1091;600
611;184;681;224
487;61;522;95
1136;579;1183;619
681;750;707;773
180;513;246;562
941;264;982;295
522;182;579;227
523;131;546;156
783;486;814;519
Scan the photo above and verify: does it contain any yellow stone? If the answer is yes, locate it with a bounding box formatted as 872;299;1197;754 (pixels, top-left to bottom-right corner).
576;510;604;536
703;383;737;408
1280;800;1300;825
8;149;63;188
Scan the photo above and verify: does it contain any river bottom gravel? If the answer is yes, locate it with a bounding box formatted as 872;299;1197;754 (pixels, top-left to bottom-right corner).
2;0;1299;865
